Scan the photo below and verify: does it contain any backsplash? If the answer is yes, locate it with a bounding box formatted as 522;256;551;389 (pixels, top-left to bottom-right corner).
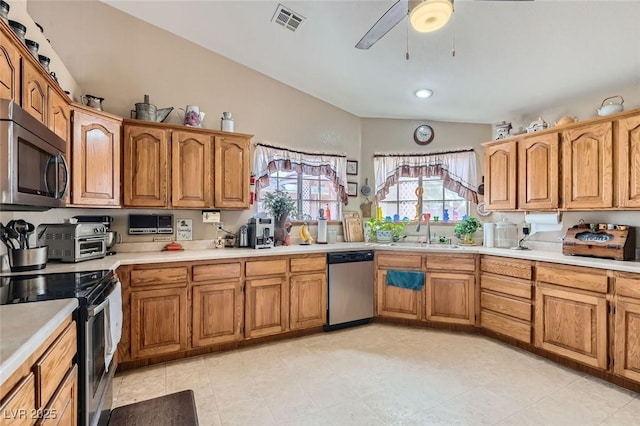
2;207;639;269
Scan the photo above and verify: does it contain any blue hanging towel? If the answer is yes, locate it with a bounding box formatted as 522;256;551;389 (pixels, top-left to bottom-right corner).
386;270;424;290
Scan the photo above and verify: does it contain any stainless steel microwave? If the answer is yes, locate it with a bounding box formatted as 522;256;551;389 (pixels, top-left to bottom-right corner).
0;99;68;211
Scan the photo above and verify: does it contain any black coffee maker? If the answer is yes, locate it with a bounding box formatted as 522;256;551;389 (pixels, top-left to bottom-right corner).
73;215;118;255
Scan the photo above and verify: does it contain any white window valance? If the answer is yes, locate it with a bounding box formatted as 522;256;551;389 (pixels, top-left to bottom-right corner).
253;143;349;204
374;148;479;203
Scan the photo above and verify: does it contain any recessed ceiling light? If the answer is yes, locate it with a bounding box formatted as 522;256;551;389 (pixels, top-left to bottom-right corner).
415;89;433;99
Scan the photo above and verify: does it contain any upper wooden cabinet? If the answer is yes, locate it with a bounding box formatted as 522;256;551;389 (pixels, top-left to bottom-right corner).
49;89;71;144
618;115;640;208
0;26;20;101
122;120;252;209
484;140;517;210
214;136;251;209
71;105;122;206
172;130;212;208
518;132;559;209
562;122;613;209
21;58;48;124
123;123;170;207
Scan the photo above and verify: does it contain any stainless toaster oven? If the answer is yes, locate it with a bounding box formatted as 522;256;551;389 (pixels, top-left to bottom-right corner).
37;223;107;262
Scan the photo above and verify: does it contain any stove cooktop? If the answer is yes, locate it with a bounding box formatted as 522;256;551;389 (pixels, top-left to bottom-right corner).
0;270;113;306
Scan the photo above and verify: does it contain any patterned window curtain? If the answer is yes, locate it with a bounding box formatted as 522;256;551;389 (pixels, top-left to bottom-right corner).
373;148;479;203
253;143;349;204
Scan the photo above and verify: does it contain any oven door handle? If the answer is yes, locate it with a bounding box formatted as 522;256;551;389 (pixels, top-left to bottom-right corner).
88;298;109;318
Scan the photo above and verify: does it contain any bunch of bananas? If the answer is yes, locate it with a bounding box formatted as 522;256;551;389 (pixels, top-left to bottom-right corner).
298;222;314;244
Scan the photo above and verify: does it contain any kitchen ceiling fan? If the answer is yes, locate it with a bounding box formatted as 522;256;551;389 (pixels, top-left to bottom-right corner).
356;0;534;50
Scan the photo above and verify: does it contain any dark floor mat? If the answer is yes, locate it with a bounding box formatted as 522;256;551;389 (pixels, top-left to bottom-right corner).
109;390;199;426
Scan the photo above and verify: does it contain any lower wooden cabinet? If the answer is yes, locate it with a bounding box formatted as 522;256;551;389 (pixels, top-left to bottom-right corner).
192;282;243;347
131;288;188;359
426;272;475;325
38;365;78;426
245;276;288;339
290;273;326;330
0;373;36;426
614;297;640;382
376;269;423;320
535;285;608;369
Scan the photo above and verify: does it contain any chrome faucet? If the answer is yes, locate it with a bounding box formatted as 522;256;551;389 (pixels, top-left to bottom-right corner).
416;216;432;245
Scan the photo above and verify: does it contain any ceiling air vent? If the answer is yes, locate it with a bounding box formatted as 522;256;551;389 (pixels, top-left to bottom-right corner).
272;4;305;32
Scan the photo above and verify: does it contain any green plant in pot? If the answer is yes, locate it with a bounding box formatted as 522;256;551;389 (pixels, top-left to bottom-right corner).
368;219;405;242
262;189;297;246
454;216;481;245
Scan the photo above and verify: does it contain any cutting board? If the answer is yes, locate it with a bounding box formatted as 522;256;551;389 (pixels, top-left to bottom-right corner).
342;212;364;242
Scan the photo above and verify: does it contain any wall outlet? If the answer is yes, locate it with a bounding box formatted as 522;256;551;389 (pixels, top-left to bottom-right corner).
153;236;172;242
202;210;221;223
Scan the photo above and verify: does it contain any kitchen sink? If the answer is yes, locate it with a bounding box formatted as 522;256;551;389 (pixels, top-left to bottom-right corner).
367;242;465;250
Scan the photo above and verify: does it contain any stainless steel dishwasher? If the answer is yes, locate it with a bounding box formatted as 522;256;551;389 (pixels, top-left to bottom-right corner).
325;250;375;331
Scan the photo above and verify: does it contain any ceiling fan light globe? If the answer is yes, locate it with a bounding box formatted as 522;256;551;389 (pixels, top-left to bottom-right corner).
410;0;453;33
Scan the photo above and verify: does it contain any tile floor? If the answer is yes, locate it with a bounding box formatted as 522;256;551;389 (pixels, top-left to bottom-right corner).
113;324;639;425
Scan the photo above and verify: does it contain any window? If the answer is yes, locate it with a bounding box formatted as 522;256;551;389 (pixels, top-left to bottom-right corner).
258;170;341;220
378;176;469;222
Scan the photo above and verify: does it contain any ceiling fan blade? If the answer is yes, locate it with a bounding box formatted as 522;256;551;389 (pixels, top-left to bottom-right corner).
356;0;409;50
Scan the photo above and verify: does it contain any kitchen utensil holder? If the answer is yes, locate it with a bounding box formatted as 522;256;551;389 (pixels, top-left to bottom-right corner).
8;246;48;272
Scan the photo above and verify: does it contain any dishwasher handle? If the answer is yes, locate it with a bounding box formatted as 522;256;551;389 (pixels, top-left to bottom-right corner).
327;250;374;264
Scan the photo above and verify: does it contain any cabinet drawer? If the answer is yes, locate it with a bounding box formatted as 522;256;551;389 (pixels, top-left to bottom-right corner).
0;373;36;426
376;253;422;269
290;256;326;273
426;254;475;272
480;273;532;299
481;256;532;280
616;275;640;299
37;365;77;426
481;291;531;321
131;266;188;287
34;322;76;408
193;262;241;282
245;259;287;277
537;263;608;293
481;310;531;343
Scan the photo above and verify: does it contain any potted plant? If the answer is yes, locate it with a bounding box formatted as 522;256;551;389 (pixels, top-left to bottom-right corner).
262;189;297;245
368;219;405;242
454;216;481;245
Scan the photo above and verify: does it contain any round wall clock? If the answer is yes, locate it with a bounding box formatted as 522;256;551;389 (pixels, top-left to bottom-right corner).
413;124;434;145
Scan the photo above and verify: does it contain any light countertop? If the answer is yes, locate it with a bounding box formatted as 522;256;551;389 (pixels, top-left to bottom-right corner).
0;298;78;384
2;242;638;274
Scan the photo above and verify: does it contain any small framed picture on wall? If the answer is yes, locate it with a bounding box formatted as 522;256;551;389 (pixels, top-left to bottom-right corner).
347;182;358;197
346;160;358;175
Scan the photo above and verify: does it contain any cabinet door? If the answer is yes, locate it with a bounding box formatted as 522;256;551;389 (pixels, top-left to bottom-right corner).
214;136;250;209
484;141;517;210
614;298;640;383
172;130;212;208
562;122;613;209
123;125;170;207
376;270;423;320
37;365;77;426
192;282;243;347
21;59;47;124
534;286;607;369
245;276;288;338
71;110;121;206
518;133;559;209
0;28;20;102
48;89;71;144
131;288;188;359
426;272;475;325
290;273;327;330
0;373;35;426
617;115;640;208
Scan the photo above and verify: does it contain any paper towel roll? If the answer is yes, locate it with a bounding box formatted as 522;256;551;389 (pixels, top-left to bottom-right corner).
525;212;561;225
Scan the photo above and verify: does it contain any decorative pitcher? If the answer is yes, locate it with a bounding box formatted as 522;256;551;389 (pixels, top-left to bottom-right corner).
180;105;205;127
